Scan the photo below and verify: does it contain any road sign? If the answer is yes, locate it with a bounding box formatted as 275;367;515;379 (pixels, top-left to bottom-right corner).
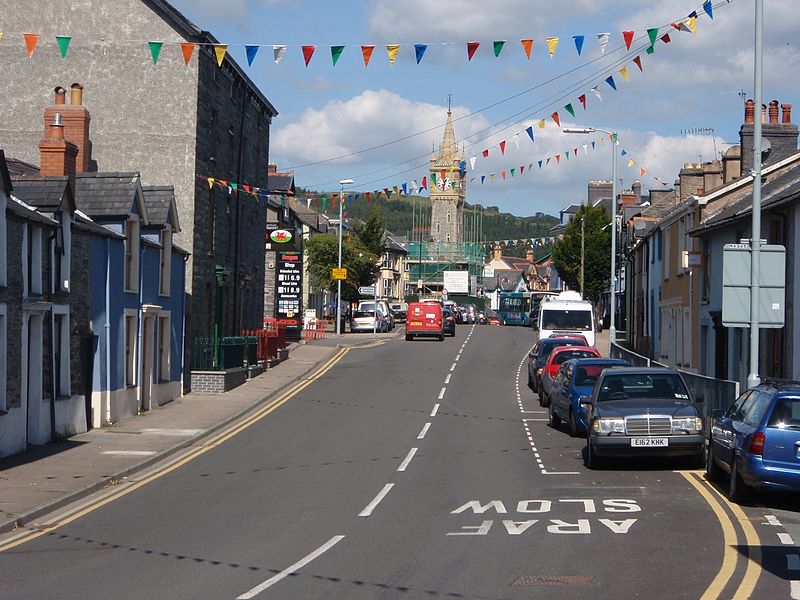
332;267;347;280
722;243;785;328
358;286;375;296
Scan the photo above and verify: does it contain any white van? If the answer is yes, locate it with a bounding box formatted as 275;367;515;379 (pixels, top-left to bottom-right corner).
537;291;596;347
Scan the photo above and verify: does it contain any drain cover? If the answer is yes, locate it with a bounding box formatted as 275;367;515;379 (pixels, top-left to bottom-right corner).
512;575;594;587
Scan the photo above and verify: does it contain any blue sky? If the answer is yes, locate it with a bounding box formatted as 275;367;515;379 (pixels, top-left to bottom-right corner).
169;0;800;217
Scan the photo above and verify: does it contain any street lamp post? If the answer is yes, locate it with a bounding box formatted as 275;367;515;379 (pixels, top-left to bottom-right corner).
563;126;618;343
337;178;354;336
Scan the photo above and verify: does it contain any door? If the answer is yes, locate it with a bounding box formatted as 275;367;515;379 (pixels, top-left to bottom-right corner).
140;315;154;412
81;335;98;430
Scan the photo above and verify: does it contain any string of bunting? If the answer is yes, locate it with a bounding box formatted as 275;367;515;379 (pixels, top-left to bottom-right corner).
6;1;717;67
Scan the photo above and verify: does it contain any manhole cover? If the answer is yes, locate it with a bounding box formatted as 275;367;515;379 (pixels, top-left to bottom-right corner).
512;575;594;587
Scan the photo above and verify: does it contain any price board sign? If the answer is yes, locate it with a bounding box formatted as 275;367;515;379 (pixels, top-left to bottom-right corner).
276;253;303;338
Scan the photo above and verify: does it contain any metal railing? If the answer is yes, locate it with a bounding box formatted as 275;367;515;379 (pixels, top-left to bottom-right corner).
610;341;740;416
191;336;258;371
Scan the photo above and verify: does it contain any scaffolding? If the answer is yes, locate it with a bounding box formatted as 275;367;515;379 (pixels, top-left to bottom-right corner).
405;241;485;298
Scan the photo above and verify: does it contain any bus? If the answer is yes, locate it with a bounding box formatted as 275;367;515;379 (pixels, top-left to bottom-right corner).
498;291;532;326
537;290;597;347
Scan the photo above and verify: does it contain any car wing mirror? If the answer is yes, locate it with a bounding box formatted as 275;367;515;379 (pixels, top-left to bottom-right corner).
579;395;592;405
711;409;725;420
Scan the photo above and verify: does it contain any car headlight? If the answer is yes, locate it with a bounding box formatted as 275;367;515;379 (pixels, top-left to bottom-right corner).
672;417;703;434
592;418;625;434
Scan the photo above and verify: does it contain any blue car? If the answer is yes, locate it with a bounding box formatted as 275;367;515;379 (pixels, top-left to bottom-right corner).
707;382;800;502
547;358;630;436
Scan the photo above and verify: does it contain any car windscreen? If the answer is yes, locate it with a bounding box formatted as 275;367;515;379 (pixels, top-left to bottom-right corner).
597;373;690;402
541;309;592;331
359;303;376;312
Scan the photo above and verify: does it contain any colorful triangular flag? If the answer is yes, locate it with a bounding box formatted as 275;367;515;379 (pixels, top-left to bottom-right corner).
703;0;713;19
623;31;635;50
301;45;316;67
56;35;71;59
597;32;609;53
213;44;228;67
545;37;559;58
23;33;39;57
361;45;375;66
591;86;602;101
331;45;344;66
386;44;400;64
414;44;427;64
573;35;584;56
578;94;587;110
467;41;480;61
181;43;196;65
525;126;534;141
564;103;575;117
520;39;533;60
633;55;643;71
493;40;505;57
619;66;630;81
605;76;617;91
273;45;287;64
245;45;259;66
551;112;561;127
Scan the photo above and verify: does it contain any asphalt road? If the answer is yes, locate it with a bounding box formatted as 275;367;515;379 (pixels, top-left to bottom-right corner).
1;325;798;599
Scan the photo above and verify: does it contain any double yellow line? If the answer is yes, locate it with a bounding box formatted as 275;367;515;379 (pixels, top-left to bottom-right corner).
681;471;762;599
0;347;350;553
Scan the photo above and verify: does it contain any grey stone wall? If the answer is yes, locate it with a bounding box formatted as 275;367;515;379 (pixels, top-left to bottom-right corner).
68;229;92;397
189;368;246;394
1;216;24;408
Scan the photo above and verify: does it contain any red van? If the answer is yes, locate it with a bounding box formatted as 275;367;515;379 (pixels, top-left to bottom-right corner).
405;302;444;341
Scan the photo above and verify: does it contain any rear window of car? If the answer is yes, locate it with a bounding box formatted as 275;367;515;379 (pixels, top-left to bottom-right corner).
766;398;800;429
538;340;579;366
353;311;374;318
554;350;597;365
597;373;690;402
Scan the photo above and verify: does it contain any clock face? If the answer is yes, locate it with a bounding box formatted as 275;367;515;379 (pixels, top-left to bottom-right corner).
437;177;451;191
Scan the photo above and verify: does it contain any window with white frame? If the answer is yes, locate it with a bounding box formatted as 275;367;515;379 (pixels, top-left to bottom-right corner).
158;314;170;382
124;312;137;387
0;304;6;411
663;228;670;279
0;192;6;288
54;212;72;292
383;278;392;298
159;226;172;296
52;306;70;397
24;224;43;297
124;215;140;293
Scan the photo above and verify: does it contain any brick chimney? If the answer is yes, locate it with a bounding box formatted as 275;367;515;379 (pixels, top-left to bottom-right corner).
492;245;503;261
43;83;92;173
740;97;799;172
39;112;78;182
267;163;278;174
526;249;535;264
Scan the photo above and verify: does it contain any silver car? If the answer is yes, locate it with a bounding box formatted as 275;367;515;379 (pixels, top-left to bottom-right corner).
350;310;389;333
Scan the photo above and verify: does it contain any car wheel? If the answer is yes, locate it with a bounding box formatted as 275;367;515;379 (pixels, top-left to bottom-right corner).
568;409;579;438
548;403;562;429
586;438;603;470
727;456;749;503
405;334;412;341
706;443;724;483
438;334;444;341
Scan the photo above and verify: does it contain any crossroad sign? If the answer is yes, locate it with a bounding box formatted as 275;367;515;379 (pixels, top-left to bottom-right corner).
332;268;347;280
358;286;375;295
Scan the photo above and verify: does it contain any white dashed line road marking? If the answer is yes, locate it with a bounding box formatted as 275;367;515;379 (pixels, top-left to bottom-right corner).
438;387;446;400
397;448;418;472
450;363;456;371
765;514;782;526
359;484;395;517
445;374;451;384
431;404;440;417
792;580;800;600
779;533;796;545
236;536;346;598
417;423;431;439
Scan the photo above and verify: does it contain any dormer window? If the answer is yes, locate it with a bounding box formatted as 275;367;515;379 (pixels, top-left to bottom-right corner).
124;215;140;293
159;225;172;297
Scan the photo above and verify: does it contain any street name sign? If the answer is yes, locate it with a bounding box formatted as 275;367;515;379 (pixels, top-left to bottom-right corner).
358;286;375;296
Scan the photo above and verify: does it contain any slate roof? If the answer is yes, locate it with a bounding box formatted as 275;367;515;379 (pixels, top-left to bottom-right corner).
0;150;11;192
73;210;125;239
142;185;180;231
692;159;800;234
74;172;147;221
8;176;74;212
484;269;525;292
383;232;408;254
267;172;295;195
4;156;39;177
7;195;58;227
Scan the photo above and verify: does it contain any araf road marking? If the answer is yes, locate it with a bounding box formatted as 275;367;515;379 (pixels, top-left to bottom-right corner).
236;535;345;598
417;423;431;439
101;450;157;456
446;519;637;536
430;404;440;417
359;484;395;517
397;448;418;472
792;581;800;600
779;533;796;545
438;387;447;400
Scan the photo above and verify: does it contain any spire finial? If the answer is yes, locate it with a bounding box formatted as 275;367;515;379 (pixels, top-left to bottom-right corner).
447;91;453;113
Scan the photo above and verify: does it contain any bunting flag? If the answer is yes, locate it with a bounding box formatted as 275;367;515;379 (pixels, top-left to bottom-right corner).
520;38;533;60
640;167;646;176
401;183;407;195
148;41;163;64
633;55;643;71
470;156;477;170
538;160;543;169
628;159;635;168
525;125;534;141
490;173;496;182
510;168;515;177
591;86;602;101
551;112;561;127
573;35;584;56
619;66;630;81
421;176;427;190
213;44;228;67
386;44;400;64
331;45;344;66
414;44;426;64
481;175;486;184
245;44;259;66
482;149;489;158
597;32;609;53
661;33;671;45
703;0;713;19
622;30;635;50
512;133;520;150
545;37;559;58
207;177;215;189
301;45;316;66
501;170;506;180
564;103;575;117
393;185;400;197
467;41;480;61
493;40;505;57
56;35;71;59
273;45;287;64
578;94;587;110
499;140;506;155
23;33;39;57
685;16;697;33
361;45;374;66
555;155;561;164
565;151;570;160
181;43;196;65
538;119;546;128
605;75;617;91
647;28;659;48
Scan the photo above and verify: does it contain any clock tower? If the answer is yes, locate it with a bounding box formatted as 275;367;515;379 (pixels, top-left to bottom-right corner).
429;108;466;244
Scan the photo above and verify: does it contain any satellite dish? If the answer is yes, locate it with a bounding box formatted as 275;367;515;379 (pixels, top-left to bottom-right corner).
761;137;772;163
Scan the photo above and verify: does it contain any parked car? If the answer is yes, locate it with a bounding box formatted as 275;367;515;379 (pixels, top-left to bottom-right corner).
350;310;389;333
390;303;407;323
405;301;444;341
707;382;800;502
539;346;601;407
582;367;705;469
527;337;590;399
547;333;589;346
442;307;457;337
358;300;395;330
548;358;631;436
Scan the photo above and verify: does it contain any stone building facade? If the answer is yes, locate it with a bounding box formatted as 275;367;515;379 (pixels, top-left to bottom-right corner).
429;111;465;244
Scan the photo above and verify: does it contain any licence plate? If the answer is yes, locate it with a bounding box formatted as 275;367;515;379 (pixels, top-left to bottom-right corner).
631;437;669;447
409;321;422;326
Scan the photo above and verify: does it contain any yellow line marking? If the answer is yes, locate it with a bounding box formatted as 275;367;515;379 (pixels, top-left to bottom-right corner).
702;475;762;600
0;347;350;553
681;472;739;600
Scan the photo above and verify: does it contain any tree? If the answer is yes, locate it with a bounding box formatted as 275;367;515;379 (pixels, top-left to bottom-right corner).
305;233;381;302
552;204;611;303
352;204;386;256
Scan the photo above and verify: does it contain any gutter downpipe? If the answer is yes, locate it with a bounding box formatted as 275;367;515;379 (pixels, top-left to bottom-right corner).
47;231;56;441
180;254;188;395
104;237;111;425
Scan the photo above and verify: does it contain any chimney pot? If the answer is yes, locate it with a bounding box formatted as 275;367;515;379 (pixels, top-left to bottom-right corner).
762;104;767;124
782;103;793;124
769;100;780;124
54;86;66;105
49;113;65;139
70;83;84;106
745;99;755;124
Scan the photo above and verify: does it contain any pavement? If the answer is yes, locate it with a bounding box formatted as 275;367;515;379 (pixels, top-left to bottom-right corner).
0;328;399;535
